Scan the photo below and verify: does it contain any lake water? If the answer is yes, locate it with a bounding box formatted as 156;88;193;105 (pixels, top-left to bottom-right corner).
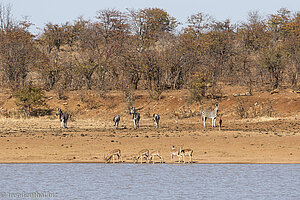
0;163;299;200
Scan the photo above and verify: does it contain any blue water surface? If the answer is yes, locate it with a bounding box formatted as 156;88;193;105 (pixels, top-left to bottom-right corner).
0;163;299;200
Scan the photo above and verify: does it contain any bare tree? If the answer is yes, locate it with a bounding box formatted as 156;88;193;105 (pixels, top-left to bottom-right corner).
0;8;39;89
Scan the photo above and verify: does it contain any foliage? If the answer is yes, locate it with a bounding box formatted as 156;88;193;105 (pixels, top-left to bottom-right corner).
188;72;208;102
259;43;284;89
14;86;46;116
128;7;178;48
0;5;299;97
0;12;39;89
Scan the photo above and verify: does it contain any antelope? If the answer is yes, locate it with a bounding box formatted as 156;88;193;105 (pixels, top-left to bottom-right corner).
104;149;122;163
180;148;193;163
113;114;120;129
202;104;219;128
56;108;69;128
130;107;140;129
148;150;163;163
133;149;149;163
153;114;160;128
170;145;183;162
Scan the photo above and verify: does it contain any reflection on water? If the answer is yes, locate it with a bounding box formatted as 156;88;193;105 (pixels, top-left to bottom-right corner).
0;164;299;199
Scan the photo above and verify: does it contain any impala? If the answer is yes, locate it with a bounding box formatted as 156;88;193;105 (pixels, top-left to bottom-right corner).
133;149;149;164
104;149;122;163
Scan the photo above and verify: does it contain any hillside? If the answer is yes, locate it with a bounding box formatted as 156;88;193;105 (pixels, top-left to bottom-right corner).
0;86;299;124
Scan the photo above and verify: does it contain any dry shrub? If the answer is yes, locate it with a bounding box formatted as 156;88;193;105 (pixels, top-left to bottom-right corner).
235;98;249;119
261;100;275;117
147;84;164;101
236;100;275;119
0;108;25;118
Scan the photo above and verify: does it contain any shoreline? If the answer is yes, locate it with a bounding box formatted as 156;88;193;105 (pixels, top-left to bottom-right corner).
1;161;300;164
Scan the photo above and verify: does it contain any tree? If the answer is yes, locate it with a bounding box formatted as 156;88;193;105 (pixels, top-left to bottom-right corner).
267;8;291;41
235;11;269;92
0;17;39;89
41;23;67;53
239;11;268;52
128;8;178;50
264;8;298;89
141;49;166;100
187;12;213;34
74;10;129;91
260;43;284;89
282;12;300;88
183;13;237;95
124;8;178;97
74;55;99;90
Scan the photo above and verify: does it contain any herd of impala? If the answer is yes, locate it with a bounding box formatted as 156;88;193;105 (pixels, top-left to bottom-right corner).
104;145;193;164
56;104;220;164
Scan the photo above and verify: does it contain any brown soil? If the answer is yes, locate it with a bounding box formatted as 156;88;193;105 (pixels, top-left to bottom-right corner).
0;86;299;163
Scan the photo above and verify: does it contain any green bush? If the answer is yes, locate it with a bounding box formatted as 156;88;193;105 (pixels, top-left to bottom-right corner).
188;73;208;102
14;86;46;116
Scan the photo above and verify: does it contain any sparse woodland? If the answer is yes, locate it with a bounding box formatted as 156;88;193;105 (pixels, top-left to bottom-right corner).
0;5;299;111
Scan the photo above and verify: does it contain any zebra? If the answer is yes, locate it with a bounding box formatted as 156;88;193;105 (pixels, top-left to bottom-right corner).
130;107;140;129
202;104;219;128
153;113;160;128
113;114;120;129
56;108;69;128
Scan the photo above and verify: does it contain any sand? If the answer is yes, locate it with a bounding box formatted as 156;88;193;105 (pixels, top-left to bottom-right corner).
0;116;299;164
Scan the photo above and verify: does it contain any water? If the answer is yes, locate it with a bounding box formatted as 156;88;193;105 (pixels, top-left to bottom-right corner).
0;164;299;200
